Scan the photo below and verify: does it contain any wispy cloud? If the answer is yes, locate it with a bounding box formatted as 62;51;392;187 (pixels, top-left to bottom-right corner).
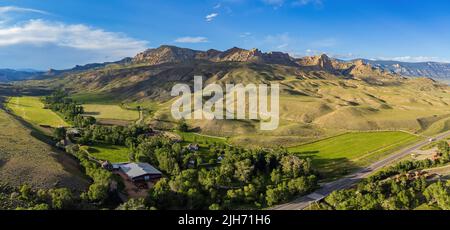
174;36;208;43
310;38;337;48
263;33;296;51
262;0;323;8
292;0;323;7
0;19;148;57
205;13;219;22
240;32;252;38
0;6;48;15
0;6;49;24
377;56;442;63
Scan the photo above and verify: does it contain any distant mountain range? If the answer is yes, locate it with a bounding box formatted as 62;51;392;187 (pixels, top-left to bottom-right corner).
0;69;43;82
20;45;421;103
4;45;450;82
359;59;450;80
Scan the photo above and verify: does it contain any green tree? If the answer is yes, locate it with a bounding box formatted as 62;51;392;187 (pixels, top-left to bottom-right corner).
424;181;450;210
177;118;189;132
234;159;254;184
54;127;66;140
281;155;308;178
48;188;73;210
19;184;32;200
116;198;148;210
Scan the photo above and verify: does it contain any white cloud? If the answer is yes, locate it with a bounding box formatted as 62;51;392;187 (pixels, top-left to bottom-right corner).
310;38;337;48
0;19;148;57
0;6;49;25
277;43;288;49
174;36;209;43
205;13;219;22
240;32;252;38
0;6;48;15
262;0;322;8
263;33;295;51
377;56;441;63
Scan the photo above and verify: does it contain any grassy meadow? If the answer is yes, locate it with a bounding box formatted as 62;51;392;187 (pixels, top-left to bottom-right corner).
176;131;228;146
289;131;421;179
83;144;130;163
83;104;139;121
6;96;68;127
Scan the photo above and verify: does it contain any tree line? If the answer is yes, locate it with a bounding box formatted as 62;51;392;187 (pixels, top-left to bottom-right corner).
43;90;96;128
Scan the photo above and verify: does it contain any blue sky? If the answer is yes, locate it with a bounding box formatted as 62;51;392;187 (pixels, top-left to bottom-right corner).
1;0;450;69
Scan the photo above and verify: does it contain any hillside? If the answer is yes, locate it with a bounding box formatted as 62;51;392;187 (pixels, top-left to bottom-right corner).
0;99;88;191
22;46;450;147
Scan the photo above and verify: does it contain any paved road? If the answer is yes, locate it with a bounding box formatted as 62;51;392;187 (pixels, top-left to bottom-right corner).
271;131;450;210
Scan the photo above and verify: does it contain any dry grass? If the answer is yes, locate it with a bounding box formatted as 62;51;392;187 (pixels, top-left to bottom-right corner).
0;108;88;191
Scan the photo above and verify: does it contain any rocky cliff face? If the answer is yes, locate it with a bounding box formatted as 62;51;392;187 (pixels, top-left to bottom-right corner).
296;54;337;72
132;46;296;66
133;45;202;65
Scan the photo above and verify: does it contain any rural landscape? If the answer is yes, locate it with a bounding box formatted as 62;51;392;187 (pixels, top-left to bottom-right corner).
2;0;450;212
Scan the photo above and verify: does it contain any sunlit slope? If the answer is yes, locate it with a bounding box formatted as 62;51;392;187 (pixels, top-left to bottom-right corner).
22;56;450;146
152;77;450;146
6;96;68;127
0;108;87;190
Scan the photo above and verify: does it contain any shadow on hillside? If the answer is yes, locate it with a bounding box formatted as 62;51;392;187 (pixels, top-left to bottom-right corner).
293;151;363;181
0;85;53;97
83;112;100;116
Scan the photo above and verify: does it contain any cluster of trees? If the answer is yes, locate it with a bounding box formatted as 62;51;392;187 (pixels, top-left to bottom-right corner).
0;183;74;210
129;137;318;209
318;141;450;210
66;145;114;204
43;90;96;128
131;136;182;174
323;174;428;210
78;125;152;146
423;181;450;210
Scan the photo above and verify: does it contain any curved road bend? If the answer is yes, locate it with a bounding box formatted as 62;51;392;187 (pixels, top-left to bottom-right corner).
271;131;450;210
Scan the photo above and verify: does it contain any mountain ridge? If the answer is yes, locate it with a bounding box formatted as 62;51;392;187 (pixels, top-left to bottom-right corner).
0;69;43;82
358;59;450;80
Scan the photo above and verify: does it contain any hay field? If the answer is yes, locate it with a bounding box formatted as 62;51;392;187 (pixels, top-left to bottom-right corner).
6;96;68;128
83;104;139;121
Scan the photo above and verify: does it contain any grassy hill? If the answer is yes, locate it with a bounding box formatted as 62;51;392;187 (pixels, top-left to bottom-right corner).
0;104;88;191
